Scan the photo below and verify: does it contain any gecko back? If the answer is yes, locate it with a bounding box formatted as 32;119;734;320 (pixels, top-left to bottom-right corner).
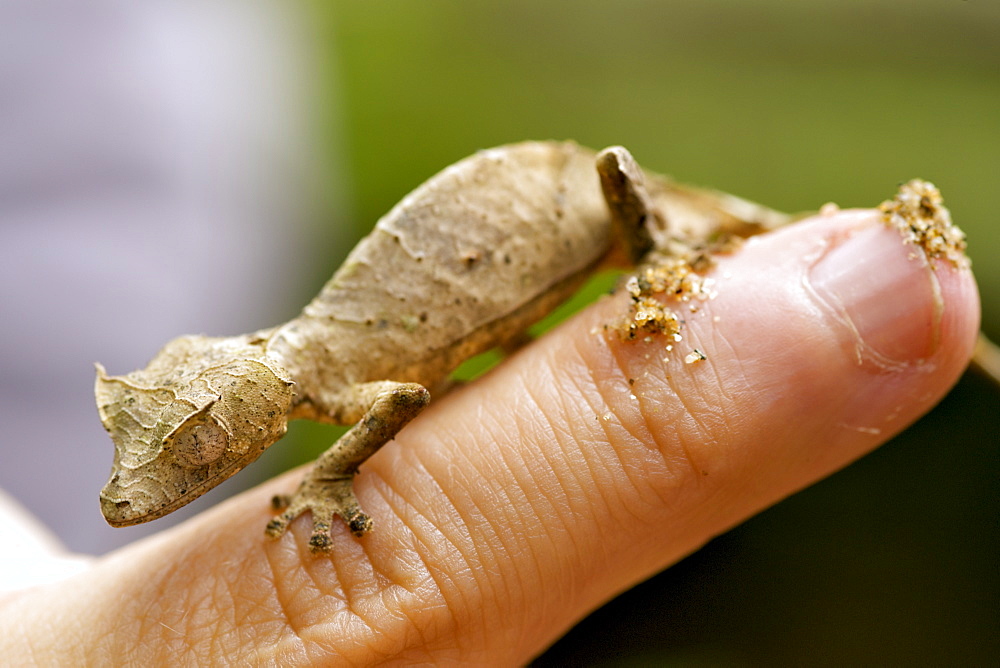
270;141;615;393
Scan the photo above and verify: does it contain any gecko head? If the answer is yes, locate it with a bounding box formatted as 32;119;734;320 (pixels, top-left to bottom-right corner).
95;336;295;527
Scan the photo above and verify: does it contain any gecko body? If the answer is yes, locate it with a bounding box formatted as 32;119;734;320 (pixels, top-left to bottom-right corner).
96;141;788;552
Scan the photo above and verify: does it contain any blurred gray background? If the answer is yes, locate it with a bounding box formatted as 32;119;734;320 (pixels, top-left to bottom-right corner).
0;1;996;664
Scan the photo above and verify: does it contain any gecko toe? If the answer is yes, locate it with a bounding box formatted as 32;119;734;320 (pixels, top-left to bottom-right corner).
309;534;333;553
308;521;334;553
347;511;373;537
265;515;290;539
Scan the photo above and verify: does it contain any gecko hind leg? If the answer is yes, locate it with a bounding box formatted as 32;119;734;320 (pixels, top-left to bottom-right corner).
596;146;662;264
265;382;430;553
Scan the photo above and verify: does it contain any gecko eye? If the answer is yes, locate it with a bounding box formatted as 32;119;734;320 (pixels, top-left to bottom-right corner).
170;419;229;467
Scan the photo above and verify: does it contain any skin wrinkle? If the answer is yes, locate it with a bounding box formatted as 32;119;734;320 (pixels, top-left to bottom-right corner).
364;470;471;651
89;632;117;667
212;579;240;658
685;367;732;463
555;346;638;537
518;365;594;540
428;461;512;624
308;544;355;629
604;333;682;457
578;334;623;452
600;365;661;452
606;334;705;488
196;575;225;659
301;613;367;665
664;344;731;473
227;561;278;650
583;343;662;464
579;411;652;531
371;590;434;650
551;333;679;583
707;323;753;418
496;308;738;648
406;403;531;652
206;622;227;666
138;519;264;661
559;421;625;544
498;390;599;654
659;369;721;480
505;381;596;642
92;620;122;665
75;588;118;663
367;474;462;606
440;434;522;642
172;576;212;657
241;624;292;665
271;521;420;663
396;601;456;661
261;545;314;662
119;578;153;654
378;453;480;612
355;588;431;664
600;386;688;519
233;561;291;641
341;525;415;598
521;367;604;582
586;385;671;534
586;302;743;533
304;601;387;666
439;406;524;570
143;550;210;660
697;335;754;460
479;410;551;632
244;622;308;665
325;550;432;663
670;371;784;522
553;409;639;582
701;329;738;412
509;402;572;536
691;264;800;434
306;575;377;650
488;403;572;654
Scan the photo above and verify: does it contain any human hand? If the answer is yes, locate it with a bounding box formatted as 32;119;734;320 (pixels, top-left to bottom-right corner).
0;208;979;664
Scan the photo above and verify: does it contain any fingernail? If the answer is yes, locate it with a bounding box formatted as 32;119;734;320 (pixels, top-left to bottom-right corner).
809;221;941;364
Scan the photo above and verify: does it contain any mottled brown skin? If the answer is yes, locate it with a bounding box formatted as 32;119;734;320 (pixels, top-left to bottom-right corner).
96;141;791;553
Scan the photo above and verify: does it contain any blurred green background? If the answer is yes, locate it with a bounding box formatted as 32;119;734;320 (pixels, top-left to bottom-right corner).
267;0;998;664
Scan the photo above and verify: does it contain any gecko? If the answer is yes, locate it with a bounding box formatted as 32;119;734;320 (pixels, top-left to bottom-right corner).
96;140;975;553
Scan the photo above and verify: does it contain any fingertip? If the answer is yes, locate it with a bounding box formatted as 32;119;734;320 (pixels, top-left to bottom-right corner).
619;207;981;487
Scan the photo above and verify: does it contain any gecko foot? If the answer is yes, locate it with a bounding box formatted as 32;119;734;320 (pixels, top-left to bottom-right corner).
265;474;373;553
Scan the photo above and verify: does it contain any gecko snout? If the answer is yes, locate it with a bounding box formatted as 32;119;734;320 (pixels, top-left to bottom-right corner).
99;490;136;526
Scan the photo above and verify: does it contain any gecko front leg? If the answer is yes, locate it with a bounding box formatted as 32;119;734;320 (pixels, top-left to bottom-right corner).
266;381;430;553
